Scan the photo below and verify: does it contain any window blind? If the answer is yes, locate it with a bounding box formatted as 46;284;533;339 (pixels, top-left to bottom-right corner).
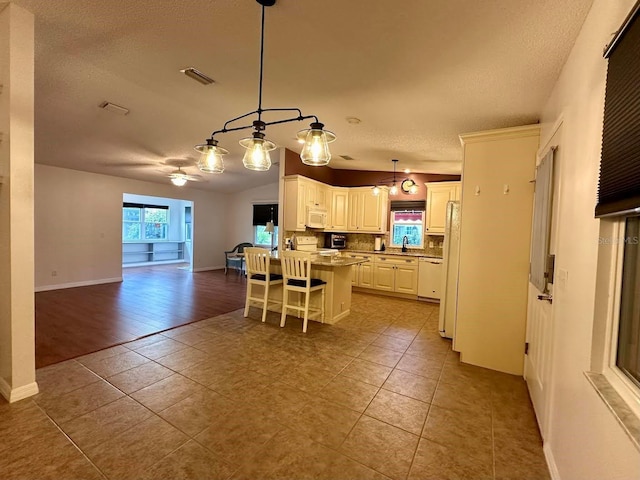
596;2;640;217
530;148;554;292
390;200;426;211
252;204;278;226
122;202;169;210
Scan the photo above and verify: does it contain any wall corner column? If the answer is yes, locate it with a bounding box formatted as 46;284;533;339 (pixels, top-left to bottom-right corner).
0;2;38;402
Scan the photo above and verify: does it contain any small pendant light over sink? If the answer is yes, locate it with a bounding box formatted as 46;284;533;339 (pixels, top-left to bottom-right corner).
194;0;336;173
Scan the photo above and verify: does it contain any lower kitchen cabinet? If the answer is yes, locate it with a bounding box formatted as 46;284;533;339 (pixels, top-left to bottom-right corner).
372;256;418;295
347;254;374;287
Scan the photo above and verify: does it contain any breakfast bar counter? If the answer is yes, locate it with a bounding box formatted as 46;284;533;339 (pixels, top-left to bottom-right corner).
265;252;368;324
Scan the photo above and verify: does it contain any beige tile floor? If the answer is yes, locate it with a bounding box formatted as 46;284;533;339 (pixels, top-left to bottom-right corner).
0;293;550;480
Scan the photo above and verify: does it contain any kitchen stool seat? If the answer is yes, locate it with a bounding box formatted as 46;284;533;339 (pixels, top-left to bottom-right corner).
280;251;326;333
244;248;283;323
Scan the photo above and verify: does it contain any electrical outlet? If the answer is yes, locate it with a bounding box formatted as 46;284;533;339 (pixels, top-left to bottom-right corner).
51;270;57;277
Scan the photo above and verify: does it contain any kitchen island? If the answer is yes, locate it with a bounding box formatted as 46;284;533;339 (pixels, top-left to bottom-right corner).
260;252;367;324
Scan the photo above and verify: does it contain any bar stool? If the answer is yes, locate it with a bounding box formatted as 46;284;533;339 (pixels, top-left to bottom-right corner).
280;251;326;333
244;247;283;323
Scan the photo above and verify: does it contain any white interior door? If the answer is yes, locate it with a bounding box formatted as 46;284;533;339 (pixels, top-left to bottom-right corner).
525;125;562;440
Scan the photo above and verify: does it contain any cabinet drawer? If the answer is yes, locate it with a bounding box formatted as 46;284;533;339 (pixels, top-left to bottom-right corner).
375;255;418;265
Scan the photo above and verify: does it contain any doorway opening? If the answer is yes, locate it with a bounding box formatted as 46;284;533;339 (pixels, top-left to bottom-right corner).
121;193;194;269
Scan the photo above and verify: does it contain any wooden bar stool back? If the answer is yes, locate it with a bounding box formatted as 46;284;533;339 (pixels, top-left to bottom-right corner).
280;251;326;333
243;247;283;323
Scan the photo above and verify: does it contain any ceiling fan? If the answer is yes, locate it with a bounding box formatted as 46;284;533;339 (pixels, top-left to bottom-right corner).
167;166;202;186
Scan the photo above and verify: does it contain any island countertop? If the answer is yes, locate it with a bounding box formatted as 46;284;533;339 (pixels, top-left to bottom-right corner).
269;252;368;267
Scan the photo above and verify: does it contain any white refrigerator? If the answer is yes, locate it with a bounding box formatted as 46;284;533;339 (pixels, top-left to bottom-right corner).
438;201;461;340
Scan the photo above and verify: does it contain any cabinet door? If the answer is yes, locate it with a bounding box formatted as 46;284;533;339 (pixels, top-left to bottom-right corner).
373;262;395;291
359;262;374;287
301;180;315;207
347;190;361;231
426;186;455;234
296;181;307;229
283;178;305;231
351;264;359;286
315;184;328;209
395;263;418;295
361;190;384;232
329;188;349;231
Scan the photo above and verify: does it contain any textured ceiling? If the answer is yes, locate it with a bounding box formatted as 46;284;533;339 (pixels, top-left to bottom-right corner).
12;0;593;192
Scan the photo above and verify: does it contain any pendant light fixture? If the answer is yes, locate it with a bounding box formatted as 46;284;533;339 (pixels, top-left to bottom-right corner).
194;0;336;173
373;159;400;196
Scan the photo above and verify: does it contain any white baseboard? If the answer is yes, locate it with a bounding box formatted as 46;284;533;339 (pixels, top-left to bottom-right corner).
192;266;225;272
544;442;560;480
0;377;39;403
35;277;123;292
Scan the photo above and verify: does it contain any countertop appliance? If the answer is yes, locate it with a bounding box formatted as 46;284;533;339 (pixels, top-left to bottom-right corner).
325;233;347;249
293;235;318;252
438;201;461;340
374;237;382;251
418;257;443;300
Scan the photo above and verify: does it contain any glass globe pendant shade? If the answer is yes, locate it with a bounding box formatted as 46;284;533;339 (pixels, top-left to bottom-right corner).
239;132;276;171
409;183;419;194
389;184;399;195
194;139;227;174
372;186;380;196
171;175;188;187
297;122;336;167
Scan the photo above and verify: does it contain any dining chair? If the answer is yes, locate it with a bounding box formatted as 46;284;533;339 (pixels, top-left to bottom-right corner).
280;250;326;333
244;247;283;323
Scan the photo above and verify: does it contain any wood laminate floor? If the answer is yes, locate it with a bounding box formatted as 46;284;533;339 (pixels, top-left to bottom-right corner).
35;265;247;368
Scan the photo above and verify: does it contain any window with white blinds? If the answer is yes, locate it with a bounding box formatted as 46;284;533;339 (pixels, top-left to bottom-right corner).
530;148;554;292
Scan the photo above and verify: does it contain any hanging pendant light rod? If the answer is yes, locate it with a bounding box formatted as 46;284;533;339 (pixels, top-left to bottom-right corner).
195;0;336;173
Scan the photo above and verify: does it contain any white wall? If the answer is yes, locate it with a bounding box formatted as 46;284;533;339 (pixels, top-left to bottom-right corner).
35;164;230;289
225;181;279;248
540;0;640;478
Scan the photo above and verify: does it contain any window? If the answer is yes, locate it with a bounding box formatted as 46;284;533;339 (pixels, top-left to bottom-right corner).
390;210;424;248
122;205;169;241
253;203;278;249
613;216;640;390
593;2;640;420
254;224;278;248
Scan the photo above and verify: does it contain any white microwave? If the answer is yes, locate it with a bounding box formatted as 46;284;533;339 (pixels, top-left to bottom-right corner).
307;207;327;229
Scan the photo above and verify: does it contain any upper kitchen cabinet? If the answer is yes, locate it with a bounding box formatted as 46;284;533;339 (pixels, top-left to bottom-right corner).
284;175;328;231
326;187;349;232
305;180;328;209
348;187;389;233
425;181;461;234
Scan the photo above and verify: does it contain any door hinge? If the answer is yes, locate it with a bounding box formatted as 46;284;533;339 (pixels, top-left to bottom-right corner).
525;342;529;355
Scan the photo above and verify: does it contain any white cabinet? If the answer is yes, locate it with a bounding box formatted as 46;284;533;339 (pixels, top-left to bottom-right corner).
372;255;418;295
425;181;461;234
284;177;306;231
345;254;374;287
347;187;389;233
284;176;389;234
284;176;329;231
327;187;349;232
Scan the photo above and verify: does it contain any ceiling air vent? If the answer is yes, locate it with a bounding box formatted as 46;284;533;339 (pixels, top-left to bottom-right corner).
180;67;215;85
99;102;129;115
340;155;355;160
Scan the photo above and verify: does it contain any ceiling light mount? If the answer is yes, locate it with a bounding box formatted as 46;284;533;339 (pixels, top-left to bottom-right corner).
372;159;419;195
195;0;335;173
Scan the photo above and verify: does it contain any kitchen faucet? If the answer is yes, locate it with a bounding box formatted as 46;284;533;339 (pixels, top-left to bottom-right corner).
402;235;409;252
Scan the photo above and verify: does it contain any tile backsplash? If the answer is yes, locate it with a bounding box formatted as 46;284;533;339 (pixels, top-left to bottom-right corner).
282;229;444;257
347;233;443;257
